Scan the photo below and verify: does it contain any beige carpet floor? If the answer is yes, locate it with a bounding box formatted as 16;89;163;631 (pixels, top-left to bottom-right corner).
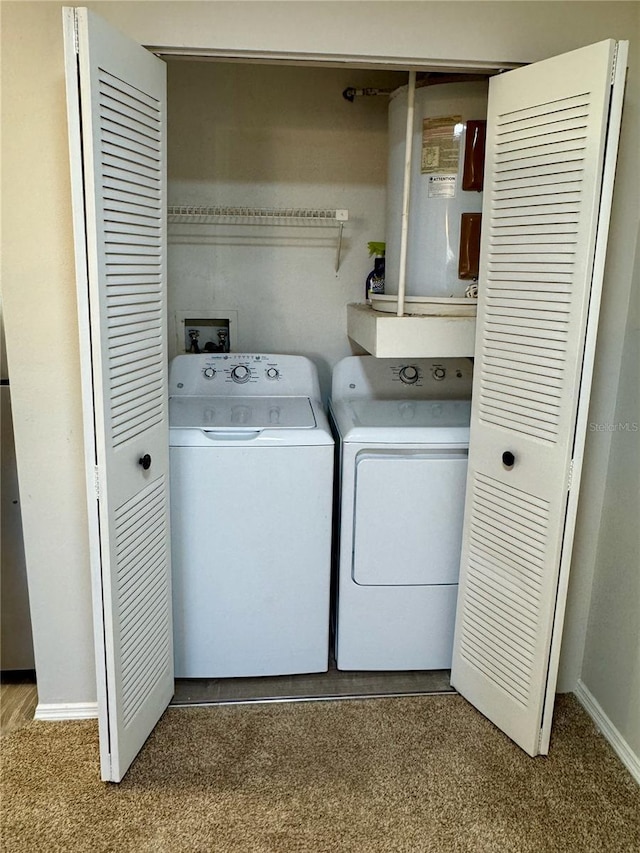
1;694;639;852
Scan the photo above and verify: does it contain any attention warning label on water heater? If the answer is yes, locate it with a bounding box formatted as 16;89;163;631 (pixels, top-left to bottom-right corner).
426;175;457;198
421;115;462;178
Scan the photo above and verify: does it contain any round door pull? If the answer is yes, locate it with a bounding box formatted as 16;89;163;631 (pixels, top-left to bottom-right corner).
138;454;152;471
502;451;515;468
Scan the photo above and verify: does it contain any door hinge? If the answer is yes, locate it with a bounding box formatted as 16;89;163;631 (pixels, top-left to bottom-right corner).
567;459;574;492
611;42;619;85
72;9;80;54
94;465;101;500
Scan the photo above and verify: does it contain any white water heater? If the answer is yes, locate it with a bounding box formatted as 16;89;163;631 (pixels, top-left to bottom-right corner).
385;81;488;298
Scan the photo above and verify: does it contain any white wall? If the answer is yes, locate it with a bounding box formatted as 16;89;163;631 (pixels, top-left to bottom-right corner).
2;1;97;704
2;3;638;726
1;307;35;670
580;233;640;761
556;17;640;706
94;1;637;69
167;61;403;394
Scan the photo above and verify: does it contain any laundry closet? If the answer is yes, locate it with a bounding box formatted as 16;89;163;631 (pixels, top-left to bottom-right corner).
63;8;626;781
164;57;487;684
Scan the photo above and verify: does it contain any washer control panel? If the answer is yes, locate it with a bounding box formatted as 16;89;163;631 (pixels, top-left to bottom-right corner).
170;354;321;399
197;355;282;386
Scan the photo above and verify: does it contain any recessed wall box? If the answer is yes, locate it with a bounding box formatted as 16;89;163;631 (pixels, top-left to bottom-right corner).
174;310;238;356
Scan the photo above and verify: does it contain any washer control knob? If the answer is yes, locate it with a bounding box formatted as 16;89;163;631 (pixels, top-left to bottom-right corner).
432;366;446;381
231;364;251;384
203;367;216;379
266;367;280;380
399;365;419;385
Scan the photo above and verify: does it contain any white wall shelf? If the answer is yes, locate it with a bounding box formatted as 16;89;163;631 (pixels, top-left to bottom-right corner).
347;303;476;358
167;206;349;272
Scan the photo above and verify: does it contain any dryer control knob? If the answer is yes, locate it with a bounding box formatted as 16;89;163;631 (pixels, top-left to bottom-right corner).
266;367;280;380
203;367;216;379
231;364;251;383
399;365;419;385
432;366;446;381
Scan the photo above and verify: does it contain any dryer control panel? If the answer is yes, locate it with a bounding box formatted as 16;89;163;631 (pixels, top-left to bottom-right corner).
331;356;473;401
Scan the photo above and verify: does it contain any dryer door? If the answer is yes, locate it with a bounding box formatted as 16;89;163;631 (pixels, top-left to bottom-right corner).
353;449;468;586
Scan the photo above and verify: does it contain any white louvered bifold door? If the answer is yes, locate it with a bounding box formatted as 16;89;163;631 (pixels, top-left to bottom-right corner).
451;40;627;756
63;7;172;782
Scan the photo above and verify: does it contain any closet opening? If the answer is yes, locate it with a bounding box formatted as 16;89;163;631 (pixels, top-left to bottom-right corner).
164;55;493;707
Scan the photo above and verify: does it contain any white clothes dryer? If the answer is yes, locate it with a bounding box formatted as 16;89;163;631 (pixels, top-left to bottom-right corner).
169;354;334;678
330;356;472;671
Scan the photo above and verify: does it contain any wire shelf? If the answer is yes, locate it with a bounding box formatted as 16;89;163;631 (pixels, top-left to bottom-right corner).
167;206;349;271
168;206;348;223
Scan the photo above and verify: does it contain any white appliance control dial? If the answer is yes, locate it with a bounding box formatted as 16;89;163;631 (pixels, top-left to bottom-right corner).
432;366;446;381
266;367;280;380
230;364;251;384
203;367;216;379
398;365;419;385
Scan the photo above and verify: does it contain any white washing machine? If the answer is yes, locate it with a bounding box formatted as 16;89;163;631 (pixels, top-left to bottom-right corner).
330;356;473;671
169;353;334;678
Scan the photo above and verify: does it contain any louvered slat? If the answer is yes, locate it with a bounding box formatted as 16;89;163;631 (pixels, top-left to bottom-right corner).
476;92;592;444
115;491;166;553
104;199;161;218
115;476;170;728
98;68;164;451
109;343;163;369
111;360;162;384
102;120;160;154
111;370;162;394
459;473;549;707
103;176;161;200
103;153;160;183
495;92;590;125
101;103;160;138
117;522;166;581
106;236;162;251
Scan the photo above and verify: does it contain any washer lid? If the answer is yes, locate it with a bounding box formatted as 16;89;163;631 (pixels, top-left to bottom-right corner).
331;398;471;443
170;395;317;430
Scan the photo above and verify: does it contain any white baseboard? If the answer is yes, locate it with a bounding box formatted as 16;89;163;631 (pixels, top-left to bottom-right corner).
575;680;640;785
35;702;99;721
